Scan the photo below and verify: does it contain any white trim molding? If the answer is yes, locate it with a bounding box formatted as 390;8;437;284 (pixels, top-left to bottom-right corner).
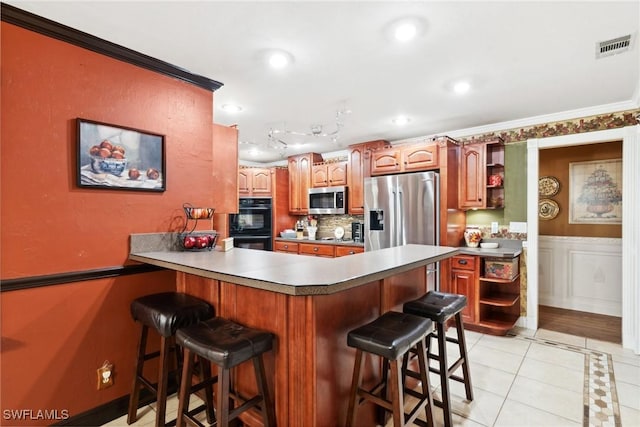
527;125;640;354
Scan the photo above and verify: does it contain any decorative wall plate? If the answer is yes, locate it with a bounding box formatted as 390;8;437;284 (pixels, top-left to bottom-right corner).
538;176;560;196
539;198;560;220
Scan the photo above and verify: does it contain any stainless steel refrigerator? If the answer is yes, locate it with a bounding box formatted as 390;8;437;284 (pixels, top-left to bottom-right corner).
364;171;440;288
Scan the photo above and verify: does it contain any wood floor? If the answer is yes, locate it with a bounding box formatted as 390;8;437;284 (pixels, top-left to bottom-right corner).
538;305;621;344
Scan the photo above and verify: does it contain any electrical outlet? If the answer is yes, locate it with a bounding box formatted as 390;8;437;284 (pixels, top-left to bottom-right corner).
491;222;499;234
97;362;114;390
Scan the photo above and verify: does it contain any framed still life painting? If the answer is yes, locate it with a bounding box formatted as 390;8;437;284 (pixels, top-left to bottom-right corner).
77;118;166;192
569;158;622;224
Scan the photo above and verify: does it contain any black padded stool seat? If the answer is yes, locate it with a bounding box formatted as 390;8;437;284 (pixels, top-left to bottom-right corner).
346;311;434;427
403;291;473;427
175;318;276;427
128;292;214;427
403;291;467;323
131;292;215;337
347;311;431;360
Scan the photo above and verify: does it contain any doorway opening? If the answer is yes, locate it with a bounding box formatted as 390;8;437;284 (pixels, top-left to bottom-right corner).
536;142;622;343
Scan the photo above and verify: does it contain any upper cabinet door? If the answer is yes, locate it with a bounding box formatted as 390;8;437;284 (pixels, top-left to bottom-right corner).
458;144;485;209
402;145;439;171
327;162;347;186
371;149;402;175
251;168;272;195
312;164;328;187
238;168;272;196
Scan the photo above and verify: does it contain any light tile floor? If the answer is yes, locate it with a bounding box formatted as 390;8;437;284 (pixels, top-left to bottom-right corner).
105;328;640;427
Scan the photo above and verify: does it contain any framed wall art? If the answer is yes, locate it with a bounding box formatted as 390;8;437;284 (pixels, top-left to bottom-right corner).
569;158;622;224
77;118;166;192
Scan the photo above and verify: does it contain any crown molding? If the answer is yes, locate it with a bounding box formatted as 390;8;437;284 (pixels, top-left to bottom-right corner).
1;3;223;92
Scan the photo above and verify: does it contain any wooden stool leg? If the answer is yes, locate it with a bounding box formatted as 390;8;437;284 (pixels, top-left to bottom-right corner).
253;355;276;427
346;349;364;427
176;349;194;427
197;357;216;425
436;323;453;427
155;335;172;427
389;359;404;427
416;339;434;426
455;313;474;401
127;324;148;424
217;367;231;427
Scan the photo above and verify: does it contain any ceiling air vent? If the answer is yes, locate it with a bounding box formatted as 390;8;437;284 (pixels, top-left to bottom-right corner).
596;34;632;59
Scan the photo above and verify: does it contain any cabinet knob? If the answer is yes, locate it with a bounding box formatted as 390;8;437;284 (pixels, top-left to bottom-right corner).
458;259;468;265
284;245;288;249
349;250;355;254
313;247;318;252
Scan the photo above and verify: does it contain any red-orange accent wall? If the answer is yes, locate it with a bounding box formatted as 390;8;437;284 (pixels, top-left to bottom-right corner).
1;22;222;423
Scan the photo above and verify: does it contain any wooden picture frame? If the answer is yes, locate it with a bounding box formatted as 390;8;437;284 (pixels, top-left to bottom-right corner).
569;158;622;224
77;118;166;192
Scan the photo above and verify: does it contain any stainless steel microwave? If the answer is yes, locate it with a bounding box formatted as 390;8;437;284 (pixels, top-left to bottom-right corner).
308;186;347;215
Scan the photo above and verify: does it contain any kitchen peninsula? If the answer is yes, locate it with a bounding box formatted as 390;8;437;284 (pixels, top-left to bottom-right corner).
129;241;458;426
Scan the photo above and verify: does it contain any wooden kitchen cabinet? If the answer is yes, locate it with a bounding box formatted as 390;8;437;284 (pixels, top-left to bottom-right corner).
478;256;520;335
458;138;504;210
371;142;439;176
238;167;272;196
335;246;364;257
348;140;390;214
312;161;347;187
452;254;521;336
288;153;323;214
275;240;364;258
299;242;336;258
451;255;479;324
274;240;299;253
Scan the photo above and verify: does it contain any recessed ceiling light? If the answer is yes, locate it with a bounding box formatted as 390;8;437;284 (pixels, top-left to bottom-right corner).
392;116;411;126
269;52;290;69
221;104;242;113
394;23;417;42
453;81;471;94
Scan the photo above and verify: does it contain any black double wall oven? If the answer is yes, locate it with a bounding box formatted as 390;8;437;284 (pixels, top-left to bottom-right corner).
229;197;273;251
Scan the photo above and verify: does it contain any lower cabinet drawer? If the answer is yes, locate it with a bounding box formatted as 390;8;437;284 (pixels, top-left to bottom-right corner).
299;243;335;257
275;241;299;253
452;255;476;271
335;246;364;257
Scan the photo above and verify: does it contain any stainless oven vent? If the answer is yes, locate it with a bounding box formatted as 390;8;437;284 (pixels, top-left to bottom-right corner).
596;34;632;59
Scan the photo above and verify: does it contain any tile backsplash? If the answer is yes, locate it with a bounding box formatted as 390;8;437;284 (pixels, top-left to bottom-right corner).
299;214;364;240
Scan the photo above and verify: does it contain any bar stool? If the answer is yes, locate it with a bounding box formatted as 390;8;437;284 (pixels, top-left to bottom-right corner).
175;317;276;427
346;311;434;427
403;291;473;427
128;292;215;427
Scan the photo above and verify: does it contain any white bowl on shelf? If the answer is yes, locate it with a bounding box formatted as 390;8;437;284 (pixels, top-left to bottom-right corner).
480;242;499;249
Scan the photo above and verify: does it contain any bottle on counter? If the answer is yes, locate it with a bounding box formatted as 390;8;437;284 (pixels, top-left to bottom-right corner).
296;220;304;239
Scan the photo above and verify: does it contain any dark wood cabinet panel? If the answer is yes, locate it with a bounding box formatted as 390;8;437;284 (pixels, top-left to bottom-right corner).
459;139;504;210
451;255;478;324
289;153;323;214
312;162;347;187
348;140;390;214
402;145;439;171
239;168;272;196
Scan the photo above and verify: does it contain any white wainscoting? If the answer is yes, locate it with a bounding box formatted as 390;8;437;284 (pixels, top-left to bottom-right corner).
539;235;622;317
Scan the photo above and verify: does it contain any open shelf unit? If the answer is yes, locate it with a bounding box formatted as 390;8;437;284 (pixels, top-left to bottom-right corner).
477;258;520;335
485;141;505;209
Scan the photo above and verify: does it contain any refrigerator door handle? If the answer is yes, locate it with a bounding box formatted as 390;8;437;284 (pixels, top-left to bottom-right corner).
397;189;404;245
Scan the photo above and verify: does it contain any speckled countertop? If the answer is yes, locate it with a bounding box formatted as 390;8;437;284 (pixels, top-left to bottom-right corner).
129;244;458;296
457;239;523;258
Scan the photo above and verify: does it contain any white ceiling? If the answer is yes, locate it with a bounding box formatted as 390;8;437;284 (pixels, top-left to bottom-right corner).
7;1;639;163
